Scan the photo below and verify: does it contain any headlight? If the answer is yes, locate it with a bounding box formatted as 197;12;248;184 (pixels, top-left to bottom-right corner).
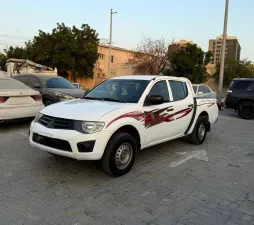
75;121;105;134
55;92;74;100
34;113;43;123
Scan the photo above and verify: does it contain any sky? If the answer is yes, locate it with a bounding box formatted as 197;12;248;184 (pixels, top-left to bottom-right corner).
0;0;254;60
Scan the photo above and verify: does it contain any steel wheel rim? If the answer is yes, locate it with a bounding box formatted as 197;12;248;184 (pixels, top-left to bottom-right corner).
115;143;133;170
198;123;206;140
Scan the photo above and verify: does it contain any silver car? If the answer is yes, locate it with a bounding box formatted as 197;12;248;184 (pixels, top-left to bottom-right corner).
192;84;216;99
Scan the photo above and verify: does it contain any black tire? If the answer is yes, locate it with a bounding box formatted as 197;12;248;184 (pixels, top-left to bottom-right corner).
44;100;54;107
238;102;254;120
102;132;137;177
187;116;208;145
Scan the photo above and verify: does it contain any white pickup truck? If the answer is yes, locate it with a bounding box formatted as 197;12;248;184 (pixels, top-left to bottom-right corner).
29;75;218;176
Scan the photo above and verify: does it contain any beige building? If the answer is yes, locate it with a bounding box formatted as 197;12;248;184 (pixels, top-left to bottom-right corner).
208;35;241;66
71;44;134;90
168;40;195;56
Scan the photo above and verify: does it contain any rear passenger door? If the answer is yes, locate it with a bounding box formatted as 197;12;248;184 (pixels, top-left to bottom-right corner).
168;80;194;137
143;80;176;146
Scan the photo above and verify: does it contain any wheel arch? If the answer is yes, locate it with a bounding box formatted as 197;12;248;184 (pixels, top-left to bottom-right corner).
106;125;141;151
238;98;254;106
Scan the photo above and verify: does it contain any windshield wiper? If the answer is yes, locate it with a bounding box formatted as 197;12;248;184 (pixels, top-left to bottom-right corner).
83;96;104;101
102;98;127;103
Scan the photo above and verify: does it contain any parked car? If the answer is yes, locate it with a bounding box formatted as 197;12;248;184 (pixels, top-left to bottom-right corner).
192;84;216;99
72;82;83;89
14;74;86;106
0;77;44;121
29;75;218;176
225;78;254;119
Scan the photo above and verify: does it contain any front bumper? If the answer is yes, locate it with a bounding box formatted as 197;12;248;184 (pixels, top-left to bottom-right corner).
29;121;112;160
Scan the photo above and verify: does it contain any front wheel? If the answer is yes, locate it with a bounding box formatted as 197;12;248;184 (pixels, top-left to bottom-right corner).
187;116;208;145
102;132;137;177
238;102;254;120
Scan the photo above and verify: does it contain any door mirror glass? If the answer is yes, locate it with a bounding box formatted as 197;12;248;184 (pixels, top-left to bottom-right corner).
148;95;164;105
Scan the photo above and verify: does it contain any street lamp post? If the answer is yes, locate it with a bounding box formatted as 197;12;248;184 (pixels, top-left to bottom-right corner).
108;9;117;78
218;0;229;110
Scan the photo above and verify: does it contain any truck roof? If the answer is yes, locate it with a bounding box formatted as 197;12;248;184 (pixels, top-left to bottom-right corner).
111;75;189;82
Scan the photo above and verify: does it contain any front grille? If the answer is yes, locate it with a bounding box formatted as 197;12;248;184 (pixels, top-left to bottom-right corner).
32;133;72;152
38;115;74;130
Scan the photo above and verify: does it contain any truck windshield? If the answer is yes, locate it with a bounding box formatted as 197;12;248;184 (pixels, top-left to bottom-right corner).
83;79;150;103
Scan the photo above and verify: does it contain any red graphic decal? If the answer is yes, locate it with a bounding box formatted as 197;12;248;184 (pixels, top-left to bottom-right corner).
175;108;192;120
106;111;144;128
106;107;193;129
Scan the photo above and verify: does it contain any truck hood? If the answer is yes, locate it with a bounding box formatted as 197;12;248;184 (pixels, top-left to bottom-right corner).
49;88;85;98
41;99;132;121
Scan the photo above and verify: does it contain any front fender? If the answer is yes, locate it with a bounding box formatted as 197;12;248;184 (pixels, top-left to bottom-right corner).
103;116;145;148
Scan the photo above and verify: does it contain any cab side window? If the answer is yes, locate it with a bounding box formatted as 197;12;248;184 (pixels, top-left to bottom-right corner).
168;80;188;101
148;81;169;103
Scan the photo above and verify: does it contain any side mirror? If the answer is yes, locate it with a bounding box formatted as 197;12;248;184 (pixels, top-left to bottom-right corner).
148;95;164;105
197;91;203;95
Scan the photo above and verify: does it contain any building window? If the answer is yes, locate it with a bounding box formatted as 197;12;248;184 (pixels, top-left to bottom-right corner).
98;54;104;60
213;46;216;49
213;42;216;45
111;56;114;63
211;62;214;64
97;73;100;78
217;42;221;44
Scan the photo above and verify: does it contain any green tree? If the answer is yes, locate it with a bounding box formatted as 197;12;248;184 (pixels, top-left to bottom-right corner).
213;58;254;86
166;44;212;83
4;46;28;59
3;23;99;81
0;53;7;71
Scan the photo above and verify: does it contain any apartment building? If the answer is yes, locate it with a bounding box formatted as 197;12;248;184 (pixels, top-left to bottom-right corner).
208;35;241;66
70;44;134;90
168;40;196;56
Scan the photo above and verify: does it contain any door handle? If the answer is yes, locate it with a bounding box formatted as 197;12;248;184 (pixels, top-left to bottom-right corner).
188;104;194;108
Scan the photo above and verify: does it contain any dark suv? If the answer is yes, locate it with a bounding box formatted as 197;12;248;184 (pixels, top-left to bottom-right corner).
225;78;254;119
14;74;85;106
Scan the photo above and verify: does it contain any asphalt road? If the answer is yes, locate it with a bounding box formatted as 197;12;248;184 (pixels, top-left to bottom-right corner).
1;110;254;225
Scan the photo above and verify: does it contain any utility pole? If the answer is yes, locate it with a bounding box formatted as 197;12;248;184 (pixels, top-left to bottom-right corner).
108;9;117;78
218;0;229;110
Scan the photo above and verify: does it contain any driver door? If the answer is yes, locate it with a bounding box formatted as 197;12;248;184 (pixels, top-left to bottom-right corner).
142;80;176;147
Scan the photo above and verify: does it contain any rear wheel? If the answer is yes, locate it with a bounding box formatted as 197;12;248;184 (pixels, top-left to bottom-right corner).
187;116;208;145
102;132;137;177
238;102;254;120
